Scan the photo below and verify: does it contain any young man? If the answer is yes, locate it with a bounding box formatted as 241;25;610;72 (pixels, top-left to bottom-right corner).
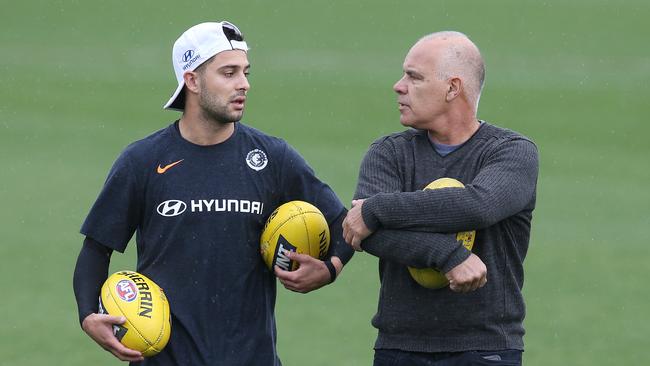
343;32;538;365
73;21;353;365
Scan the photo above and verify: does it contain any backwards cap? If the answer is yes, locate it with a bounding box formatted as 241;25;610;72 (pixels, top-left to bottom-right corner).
163;21;248;111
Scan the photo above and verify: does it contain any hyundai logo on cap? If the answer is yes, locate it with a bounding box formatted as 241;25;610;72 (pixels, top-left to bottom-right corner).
181;50;195;63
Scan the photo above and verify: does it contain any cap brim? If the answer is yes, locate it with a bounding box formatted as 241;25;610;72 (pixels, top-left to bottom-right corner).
163;82;186;111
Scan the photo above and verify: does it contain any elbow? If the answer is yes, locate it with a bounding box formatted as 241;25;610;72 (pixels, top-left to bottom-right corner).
464;206;499;229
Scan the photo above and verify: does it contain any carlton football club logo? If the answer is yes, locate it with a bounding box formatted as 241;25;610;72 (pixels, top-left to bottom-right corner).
116;280;138;302
246;149;268;171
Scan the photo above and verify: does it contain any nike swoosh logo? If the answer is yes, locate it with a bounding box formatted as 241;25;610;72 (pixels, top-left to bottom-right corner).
157;159;184;174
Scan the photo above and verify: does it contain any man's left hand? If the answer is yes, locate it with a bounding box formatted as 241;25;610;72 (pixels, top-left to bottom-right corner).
275;253;342;293
342;199;372;251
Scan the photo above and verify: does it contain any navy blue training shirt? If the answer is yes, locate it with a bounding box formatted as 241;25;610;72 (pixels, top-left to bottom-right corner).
81;121;350;365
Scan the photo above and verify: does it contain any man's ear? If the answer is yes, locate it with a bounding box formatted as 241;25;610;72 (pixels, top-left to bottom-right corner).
184;71;200;94
446;77;462;101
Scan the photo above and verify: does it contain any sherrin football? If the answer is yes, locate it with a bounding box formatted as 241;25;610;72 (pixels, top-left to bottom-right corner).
99;271;171;357
407;178;476;289
260;201;330;271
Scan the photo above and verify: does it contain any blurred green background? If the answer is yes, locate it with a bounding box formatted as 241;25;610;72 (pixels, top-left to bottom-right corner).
1;0;648;365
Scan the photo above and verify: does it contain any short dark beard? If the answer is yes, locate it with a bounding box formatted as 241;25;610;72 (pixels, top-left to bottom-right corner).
197;84;243;125
198;96;239;125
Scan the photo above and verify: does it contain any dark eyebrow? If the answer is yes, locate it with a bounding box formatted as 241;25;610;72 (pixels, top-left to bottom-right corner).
218;64;251;72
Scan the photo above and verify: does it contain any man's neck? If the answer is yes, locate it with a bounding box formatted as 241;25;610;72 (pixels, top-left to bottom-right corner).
426;110;480;145
178;114;235;146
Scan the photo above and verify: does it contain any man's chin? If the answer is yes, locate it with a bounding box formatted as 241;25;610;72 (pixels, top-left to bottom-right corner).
399;117;413;127
231;111;244;122
201;108;243;125
223;109;244;123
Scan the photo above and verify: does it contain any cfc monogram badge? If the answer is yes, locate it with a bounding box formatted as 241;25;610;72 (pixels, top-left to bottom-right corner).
246;149;268;171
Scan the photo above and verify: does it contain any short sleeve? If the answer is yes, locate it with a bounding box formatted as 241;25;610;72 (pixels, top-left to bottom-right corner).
278;143;353;263
278;144;345;223
80;150;142;252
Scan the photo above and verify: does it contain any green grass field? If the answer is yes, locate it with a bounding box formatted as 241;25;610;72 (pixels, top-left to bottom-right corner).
1;1;649;364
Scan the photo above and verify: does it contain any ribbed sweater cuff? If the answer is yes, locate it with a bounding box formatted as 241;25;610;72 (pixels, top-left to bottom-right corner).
361;198;381;231
440;244;471;273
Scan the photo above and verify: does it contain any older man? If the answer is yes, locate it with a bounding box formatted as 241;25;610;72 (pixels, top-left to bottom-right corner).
343;32;538;365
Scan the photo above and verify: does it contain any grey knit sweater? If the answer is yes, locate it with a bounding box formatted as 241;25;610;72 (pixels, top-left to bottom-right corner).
354;122;538;352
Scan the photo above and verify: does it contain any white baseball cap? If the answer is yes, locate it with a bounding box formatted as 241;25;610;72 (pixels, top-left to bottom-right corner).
163;21;249;111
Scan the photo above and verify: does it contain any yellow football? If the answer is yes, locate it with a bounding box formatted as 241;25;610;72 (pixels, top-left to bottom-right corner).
260;201;330;271
99;271;171;357
407;178;476;289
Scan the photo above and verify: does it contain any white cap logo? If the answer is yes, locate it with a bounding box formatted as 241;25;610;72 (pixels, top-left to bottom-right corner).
181;50;195;62
246;149;268;171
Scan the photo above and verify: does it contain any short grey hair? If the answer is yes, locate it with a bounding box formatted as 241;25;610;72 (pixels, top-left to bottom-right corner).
420;31;485;111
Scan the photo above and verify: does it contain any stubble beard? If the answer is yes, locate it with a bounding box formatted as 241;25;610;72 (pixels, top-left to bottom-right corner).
198;89;244;126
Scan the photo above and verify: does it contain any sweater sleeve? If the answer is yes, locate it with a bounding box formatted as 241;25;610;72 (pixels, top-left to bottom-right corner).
362;230;470;272
354;140;468;269
362;138;539;232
